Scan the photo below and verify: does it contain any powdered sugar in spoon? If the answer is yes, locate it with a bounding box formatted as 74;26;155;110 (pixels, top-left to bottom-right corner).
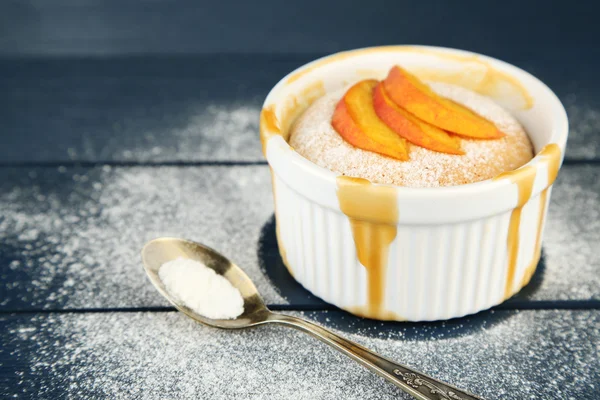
142;237;484;400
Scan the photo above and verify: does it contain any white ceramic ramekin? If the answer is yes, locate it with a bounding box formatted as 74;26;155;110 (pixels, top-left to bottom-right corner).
260;46;568;321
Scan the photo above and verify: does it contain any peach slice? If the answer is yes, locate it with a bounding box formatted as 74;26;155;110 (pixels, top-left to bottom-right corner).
383;66;505;139
372;82;464;155
332;80;409;161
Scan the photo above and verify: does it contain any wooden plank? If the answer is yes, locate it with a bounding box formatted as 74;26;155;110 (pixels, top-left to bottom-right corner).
1;164;599;310
0;165;283;309
0;54;598;163
0;0;597;58
1;309;598;399
0;55;312;163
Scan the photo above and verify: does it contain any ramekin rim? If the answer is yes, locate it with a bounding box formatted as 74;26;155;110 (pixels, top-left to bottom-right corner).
262;45;569;198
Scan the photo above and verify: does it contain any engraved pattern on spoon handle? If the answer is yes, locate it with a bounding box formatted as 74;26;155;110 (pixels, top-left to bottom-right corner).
269;313;484;400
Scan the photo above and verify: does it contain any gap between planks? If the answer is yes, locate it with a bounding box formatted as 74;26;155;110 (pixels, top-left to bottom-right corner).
0;158;599;169
1;300;600;315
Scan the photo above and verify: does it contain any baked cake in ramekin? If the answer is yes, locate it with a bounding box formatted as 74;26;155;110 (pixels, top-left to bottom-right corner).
260;46;568;321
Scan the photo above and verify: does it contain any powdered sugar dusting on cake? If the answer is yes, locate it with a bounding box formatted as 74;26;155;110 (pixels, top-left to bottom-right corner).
289;83;534;187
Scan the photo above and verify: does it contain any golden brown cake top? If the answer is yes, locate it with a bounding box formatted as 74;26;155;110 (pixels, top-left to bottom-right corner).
289;82;534;188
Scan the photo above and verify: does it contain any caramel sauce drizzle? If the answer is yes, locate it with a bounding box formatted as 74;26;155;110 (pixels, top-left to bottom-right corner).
260;81;325;156
518;189;548;288
259;106;280;156
495;166;536;298
261;82;325;271
541;143;562;185
409;49;534;110
336;176;401;319
265;47;563;314
518;144;562;288
495;143;562;298
285;46;532;110
338;143;559;314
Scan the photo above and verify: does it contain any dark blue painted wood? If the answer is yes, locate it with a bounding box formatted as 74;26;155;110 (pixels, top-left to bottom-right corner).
0;3;598;398
1;310;598;399
1;164;599;311
0;55;315;163
1;0;598;59
0;54;598;163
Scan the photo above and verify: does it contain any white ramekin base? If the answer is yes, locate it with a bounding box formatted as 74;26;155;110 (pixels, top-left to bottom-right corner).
274;171;548;321
263;46;568;321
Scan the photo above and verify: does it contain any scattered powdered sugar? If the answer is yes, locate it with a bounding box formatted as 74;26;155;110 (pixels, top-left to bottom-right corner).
66;103;263;162
0;164;599;310
159;257;244;320
152;104;262;162
0;165;283;309
3;310;598;399
289;83;533;187
564;95;600;160
535;165;600;300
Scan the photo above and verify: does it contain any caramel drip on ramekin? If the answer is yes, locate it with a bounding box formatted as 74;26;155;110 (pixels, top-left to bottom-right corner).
519;190;547;288
495;143;562;298
260;106;280;156
495;166;537;298
518;144;562;288
541;143;562;186
260;81;325;156
285;46;533;110
336;176;398;319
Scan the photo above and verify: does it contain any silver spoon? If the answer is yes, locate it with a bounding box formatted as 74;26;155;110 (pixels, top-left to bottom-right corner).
142;237;484;400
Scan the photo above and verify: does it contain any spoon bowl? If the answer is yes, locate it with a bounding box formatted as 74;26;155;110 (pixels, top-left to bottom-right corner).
142;237;270;329
142;237;484;400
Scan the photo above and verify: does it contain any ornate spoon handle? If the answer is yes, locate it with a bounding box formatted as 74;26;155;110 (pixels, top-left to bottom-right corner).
269;313;484;400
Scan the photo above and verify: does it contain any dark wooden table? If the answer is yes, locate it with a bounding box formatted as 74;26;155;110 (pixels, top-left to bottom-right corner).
1;1;599;399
